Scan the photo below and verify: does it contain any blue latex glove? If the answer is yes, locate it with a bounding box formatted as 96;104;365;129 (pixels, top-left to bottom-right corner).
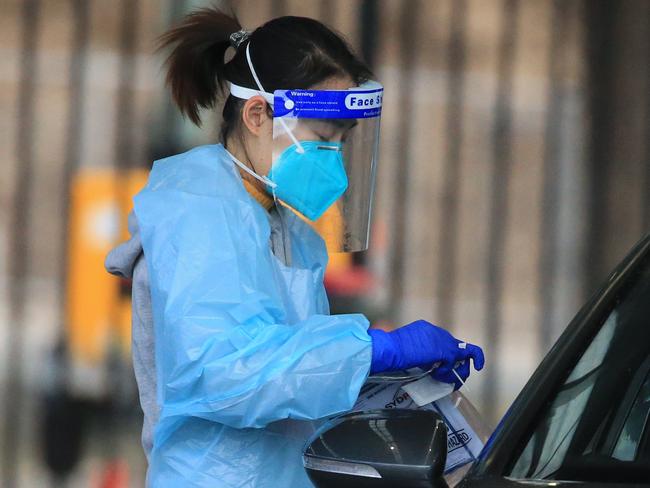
368;320;485;387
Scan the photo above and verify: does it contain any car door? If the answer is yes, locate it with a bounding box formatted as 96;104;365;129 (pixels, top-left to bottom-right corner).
460;234;650;488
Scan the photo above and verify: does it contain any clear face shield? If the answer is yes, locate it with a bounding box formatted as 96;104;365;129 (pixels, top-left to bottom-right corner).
228;44;383;252
269;83;382;252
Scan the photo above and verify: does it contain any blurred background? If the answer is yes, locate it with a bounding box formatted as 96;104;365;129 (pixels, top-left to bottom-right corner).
1;0;649;486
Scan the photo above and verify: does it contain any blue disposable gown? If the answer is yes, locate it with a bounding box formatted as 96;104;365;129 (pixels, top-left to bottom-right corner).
132;144;372;487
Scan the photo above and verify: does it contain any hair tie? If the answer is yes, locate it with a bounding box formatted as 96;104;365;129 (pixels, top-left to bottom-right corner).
229;29;251;49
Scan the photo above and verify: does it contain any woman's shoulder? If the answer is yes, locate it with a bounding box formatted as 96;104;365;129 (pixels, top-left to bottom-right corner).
134;144;271;241
143;144;246;200
133;144;272;248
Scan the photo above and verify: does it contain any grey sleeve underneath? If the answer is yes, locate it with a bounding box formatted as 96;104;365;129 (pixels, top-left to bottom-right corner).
131;252;159;460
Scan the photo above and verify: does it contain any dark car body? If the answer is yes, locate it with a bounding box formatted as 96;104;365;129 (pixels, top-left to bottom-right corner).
460;234;650;487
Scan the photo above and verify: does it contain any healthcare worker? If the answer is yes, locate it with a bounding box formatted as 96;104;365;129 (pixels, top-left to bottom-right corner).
105;8;485;488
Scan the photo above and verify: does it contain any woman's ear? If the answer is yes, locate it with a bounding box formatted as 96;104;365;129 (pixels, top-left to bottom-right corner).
242;96;271;136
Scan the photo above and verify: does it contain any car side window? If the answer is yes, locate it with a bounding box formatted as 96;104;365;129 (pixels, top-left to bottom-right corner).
612;365;650;461
506;258;650;483
508;315;617;479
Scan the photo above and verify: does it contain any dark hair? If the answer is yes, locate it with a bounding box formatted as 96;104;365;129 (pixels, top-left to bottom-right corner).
157;8;373;141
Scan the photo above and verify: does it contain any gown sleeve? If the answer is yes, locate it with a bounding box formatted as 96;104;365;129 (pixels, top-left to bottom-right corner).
134;187;372;429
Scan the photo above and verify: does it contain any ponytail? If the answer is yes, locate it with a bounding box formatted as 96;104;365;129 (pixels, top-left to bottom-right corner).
157;8;241;126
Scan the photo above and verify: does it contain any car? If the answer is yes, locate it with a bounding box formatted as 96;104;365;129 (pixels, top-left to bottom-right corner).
303;234;650;487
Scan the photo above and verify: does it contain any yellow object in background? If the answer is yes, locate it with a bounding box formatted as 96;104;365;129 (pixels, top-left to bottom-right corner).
311;203;352;272
66;169;148;369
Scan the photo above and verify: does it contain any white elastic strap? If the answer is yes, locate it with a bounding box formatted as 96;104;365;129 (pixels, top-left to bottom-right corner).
244;43;305;154
229;83;274;104
226;149;277;189
245;43;266;96
276;118;305;154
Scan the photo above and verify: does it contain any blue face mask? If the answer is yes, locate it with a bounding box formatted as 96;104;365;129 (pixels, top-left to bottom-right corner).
266;141;348;221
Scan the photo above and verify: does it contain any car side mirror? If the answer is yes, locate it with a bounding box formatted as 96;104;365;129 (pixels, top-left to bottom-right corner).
303;409;449;488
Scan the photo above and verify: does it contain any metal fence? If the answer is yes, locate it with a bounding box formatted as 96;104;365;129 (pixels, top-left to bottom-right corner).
1;0;649;486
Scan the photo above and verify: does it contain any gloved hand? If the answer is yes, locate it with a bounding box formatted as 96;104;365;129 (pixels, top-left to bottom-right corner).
367;320;485;388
